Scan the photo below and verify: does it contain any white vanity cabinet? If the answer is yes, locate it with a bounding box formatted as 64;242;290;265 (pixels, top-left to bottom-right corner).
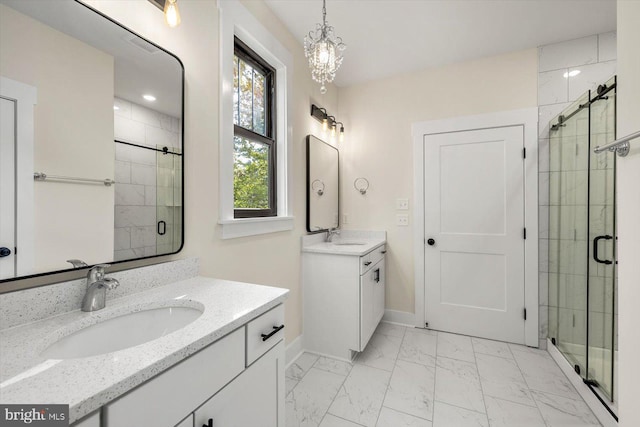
303;244;386;360
102;305;285;427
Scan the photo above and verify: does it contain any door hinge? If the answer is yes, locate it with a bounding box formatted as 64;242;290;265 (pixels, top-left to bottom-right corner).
523;147;527;159
523;228;527;239
523;308;527;320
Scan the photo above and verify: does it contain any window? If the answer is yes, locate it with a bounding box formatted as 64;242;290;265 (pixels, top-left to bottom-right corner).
233;37;276;218
219;0;294;238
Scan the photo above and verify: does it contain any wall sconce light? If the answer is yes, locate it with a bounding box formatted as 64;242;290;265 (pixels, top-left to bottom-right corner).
148;0;181;28
311;104;345;141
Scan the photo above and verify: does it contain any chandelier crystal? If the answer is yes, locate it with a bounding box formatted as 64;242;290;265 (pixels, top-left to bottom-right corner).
304;0;346;94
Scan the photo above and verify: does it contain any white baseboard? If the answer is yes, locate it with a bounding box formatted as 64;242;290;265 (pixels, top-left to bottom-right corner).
382;309;415;327
285;334;304;368
546;338;617;427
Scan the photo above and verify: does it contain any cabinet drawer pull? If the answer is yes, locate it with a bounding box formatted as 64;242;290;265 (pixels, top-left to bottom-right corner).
380;250;387;254
364;261;372;266
261;325;285;341
203;418;214;427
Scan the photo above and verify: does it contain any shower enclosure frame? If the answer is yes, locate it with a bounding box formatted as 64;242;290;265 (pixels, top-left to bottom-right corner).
548;76;618;420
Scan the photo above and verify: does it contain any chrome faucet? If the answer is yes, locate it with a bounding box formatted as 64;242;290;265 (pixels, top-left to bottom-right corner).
81;264;120;312
326;227;340;242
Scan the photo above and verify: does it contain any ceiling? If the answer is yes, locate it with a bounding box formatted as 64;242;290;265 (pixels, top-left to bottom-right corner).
264;0;617;87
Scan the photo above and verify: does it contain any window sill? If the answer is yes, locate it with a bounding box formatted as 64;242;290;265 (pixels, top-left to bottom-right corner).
219;216;294;239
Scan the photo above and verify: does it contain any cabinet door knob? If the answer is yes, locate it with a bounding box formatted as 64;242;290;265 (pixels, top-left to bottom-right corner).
203;418;214;427
0;247;11;258
427;238;436;246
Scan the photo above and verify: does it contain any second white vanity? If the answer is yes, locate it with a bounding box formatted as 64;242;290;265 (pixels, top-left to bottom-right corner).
302;231;386;361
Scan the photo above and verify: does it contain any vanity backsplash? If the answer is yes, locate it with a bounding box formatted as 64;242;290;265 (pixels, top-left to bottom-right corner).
0;258;199;329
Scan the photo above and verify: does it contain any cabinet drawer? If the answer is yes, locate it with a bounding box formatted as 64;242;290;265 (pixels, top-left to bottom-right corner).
104;328;244;427
246;304;285;366
360;245;386;275
72;411;100;427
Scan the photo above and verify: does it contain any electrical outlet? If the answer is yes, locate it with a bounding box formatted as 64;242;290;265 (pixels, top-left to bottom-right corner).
343;213;349;224
397;198;409;210
396;214;409;226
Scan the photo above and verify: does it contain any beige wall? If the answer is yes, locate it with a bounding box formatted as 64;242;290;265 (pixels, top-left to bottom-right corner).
0;5;114;274
86;0;338;343
337;50;538;314
616;1;640;425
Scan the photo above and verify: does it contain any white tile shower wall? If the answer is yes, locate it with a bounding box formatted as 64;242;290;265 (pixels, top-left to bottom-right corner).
537;32;616;348
113;97;181;261
0;258;199;329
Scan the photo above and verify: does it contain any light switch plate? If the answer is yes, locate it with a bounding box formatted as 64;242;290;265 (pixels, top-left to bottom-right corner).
396;214;409;226
396;198;409;210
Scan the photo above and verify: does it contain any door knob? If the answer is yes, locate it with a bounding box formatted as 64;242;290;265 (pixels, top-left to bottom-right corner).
0;247;11;257
427;238;435;246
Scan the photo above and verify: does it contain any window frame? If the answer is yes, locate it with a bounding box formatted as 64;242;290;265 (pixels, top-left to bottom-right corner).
219;0;294;239
233;37;277;218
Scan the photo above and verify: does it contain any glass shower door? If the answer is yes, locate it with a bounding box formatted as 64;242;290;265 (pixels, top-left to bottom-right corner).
156;146;182;254
548;92;591;375
587;77;617;402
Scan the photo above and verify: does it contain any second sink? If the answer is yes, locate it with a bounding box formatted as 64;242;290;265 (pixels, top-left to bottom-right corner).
41;306;202;359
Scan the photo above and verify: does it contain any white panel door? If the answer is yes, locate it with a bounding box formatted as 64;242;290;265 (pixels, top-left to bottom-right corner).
0;96;16;279
424;126;525;344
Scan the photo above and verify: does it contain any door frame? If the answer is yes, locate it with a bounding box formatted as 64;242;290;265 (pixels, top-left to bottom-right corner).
412;108;539;347
0;76;37;277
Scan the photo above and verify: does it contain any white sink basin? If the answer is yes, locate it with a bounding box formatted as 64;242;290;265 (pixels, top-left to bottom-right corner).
41;306;202;359
333;242;366;246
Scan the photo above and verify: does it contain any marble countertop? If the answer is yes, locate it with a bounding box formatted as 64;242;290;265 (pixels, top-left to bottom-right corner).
0;277;289;423
302;236;386;256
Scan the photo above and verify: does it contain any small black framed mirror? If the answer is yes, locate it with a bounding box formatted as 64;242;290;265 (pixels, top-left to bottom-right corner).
306;135;339;232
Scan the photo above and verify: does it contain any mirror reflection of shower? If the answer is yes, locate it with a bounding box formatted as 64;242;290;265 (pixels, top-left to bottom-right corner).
548;76;617;416
113;97;182;261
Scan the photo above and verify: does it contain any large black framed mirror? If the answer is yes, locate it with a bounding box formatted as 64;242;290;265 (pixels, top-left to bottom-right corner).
0;0;184;283
306;135;339;232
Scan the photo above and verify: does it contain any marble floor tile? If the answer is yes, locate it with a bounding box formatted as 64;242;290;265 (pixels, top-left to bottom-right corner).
319;414;363;427
286;333;600;427
511;348;579;399
434;357;486;414
471;337;514;360
287;377;300;396
375;322;407;338
484;396;546;427
432;402;488;427
286;368;347;427
315;356;353;377
437;332;475;363
475;353;535;407
376;407;432;427
287;352;320;380
328;364;391;427
532;390;600;427
384;359;436;420
356;333;402;372
398;329;437;368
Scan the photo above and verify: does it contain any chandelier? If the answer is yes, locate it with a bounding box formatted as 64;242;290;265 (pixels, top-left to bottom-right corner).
304;0;346;94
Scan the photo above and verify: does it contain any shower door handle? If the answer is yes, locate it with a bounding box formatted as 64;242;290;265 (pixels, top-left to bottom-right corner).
593;235;613;265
